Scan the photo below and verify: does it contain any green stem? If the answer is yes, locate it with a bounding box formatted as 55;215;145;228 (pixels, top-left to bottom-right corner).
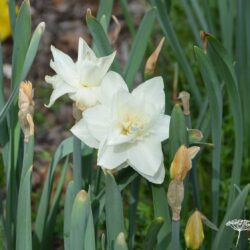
73;136;82;195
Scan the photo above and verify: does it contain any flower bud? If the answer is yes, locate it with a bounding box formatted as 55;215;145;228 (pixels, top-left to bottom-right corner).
185;210;204;250
167;180;184;221
18;81;35;143
170;145;200;181
144;37;165;77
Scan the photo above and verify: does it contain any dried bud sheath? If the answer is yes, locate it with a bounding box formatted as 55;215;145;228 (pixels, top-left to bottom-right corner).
18;81;35;143
167;180;184;221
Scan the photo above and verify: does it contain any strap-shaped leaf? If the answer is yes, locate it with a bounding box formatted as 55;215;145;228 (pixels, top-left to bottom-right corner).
123;8;156;89
194;46;223;225
207;34;243;208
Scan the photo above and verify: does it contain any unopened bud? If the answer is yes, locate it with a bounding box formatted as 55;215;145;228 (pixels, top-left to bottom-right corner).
18;81;35;143
178;91;190;115
200;31;209;53
185;210;204;250
170;145;200;181
145;37;165;77
188;129;203;143
167;180;184;221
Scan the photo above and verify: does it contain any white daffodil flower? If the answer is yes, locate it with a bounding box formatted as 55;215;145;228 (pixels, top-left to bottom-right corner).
71;71;171;184
45;38;116;110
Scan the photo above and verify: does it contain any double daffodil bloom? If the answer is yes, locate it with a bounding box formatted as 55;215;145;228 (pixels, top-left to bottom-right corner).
71;71;171;184
45;38;116;110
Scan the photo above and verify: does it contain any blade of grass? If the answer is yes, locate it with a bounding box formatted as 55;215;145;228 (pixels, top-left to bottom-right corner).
123;8;156;89
194;46;223;225
149;0;202;106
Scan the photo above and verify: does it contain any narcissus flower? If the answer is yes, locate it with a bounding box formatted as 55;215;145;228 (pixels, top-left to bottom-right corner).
71;71;171;184
170;145;200;181
45;38;116;111
0;0;12;41
185;210;204;249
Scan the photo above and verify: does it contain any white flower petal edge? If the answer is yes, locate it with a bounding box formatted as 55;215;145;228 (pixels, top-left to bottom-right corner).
72;74;170;184
45;37;116;110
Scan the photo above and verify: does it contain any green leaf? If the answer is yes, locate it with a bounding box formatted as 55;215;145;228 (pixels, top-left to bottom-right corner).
105;171;125;249
149;0;202;106
143;217;164;250
34;137;85;248
151;185;171;250
207;34;243;208
42;157;69;250
119;0;136;37
124;8;156;89
86;15;121;73
194;46;223;225
16;166;32;250
64;181;75;250
169;104;188;159
213;184;250;250
97;0;114;31
70;190;91;250
201;215;219;232
0;22;45;123
8;0;16;35
11;0;31;89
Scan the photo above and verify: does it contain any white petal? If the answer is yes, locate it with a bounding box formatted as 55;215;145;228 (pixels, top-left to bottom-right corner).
139;161;165;184
45;75;76;107
77;62;103;87
149;114;171;142
77;37;96;63
97;140;128;169
69;86;100;108
106;128;134;146
71;118;99;148
84;105;111;142
132;76;165;113
128;138;163;176
99;71;128;106
96;51;116;77
50;45;78;86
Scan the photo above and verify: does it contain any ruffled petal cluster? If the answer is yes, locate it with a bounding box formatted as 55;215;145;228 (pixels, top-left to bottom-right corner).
45;38;115;110
71;71;170;184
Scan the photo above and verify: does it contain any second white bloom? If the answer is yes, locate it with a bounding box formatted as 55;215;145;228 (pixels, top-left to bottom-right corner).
71;71;171;184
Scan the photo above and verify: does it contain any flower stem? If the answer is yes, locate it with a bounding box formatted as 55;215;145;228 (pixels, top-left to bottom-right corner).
73;136;82;195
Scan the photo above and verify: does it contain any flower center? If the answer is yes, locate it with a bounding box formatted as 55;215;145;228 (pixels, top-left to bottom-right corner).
118;110;149;137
